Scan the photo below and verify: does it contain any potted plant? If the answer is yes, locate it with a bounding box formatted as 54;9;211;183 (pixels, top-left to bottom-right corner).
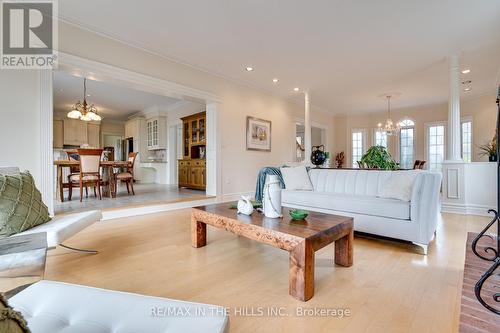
360;146;398;170
478;134;498;162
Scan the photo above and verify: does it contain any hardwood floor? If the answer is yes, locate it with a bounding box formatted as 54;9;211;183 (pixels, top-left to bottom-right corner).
44;209;490;333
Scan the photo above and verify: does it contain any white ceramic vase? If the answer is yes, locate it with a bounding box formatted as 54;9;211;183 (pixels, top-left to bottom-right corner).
263;175;282;218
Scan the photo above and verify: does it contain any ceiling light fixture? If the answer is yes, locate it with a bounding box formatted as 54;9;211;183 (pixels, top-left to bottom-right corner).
245;66;254;72
461;69;471;74
67;78;102;122
293;87;300;92
464;87;471;92
377;94;401;136
272;78;279;83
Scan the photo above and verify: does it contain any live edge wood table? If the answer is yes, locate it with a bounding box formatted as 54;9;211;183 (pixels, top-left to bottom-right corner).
191;203;354;301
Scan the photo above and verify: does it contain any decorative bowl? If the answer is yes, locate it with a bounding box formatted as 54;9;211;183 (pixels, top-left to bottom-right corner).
289;209;309;220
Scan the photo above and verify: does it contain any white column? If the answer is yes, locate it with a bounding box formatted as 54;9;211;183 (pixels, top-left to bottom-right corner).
40;70;54;216
304;91;311;163
446;54;462;161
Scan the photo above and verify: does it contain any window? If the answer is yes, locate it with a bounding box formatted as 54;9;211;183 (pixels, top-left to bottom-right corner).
352;131;363;168
398;119;415;169
374;130;388;148
461;121;472;162
427;124;445;172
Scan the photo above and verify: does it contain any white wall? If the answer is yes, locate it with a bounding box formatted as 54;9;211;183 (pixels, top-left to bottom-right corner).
56;22;336;196
0;70;42;187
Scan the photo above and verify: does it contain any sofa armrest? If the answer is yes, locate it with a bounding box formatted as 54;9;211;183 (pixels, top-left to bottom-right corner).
410;172;442;244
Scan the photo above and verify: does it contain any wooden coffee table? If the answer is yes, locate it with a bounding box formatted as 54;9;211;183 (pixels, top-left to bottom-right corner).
191;203;354;301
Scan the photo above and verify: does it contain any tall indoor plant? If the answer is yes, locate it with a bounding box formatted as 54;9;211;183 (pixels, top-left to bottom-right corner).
360;146;398;170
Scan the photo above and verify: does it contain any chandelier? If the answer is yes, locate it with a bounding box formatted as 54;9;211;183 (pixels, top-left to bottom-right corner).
377;94;400;136
67;78;102;121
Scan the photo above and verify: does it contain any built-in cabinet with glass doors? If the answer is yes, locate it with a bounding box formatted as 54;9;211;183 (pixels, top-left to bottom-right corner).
178;111;206;190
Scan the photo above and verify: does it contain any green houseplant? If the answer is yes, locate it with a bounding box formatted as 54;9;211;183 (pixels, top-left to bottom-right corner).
478;137;497;162
360;146;398;170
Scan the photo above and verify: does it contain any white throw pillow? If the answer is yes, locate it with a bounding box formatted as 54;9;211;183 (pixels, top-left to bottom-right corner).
280;166;313;191
379;171;420;201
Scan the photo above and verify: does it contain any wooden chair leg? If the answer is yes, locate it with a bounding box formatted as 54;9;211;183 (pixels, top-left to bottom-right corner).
93;186;97;197
126;182;130;194
79;180;84;203
85;186;88;198
129;180;135;195
68;182;73;201
97;180;102;200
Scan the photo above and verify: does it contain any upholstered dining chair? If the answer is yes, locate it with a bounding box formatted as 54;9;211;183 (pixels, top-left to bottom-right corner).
68;149;104;202
114;152;138;195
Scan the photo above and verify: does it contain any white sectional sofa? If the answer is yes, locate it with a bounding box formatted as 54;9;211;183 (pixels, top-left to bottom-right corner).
9;280;229;333
281;168;442;254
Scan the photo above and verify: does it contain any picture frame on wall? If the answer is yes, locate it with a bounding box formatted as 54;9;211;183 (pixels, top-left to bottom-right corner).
246;116;271;151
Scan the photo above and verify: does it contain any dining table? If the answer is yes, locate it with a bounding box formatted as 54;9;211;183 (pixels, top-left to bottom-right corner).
54;160;132;202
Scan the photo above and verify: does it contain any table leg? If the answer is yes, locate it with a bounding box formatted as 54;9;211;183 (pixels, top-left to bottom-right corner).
56;165;64;202
191;215;206;248
334;230;353;267
109;166;116;198
289;240;314;301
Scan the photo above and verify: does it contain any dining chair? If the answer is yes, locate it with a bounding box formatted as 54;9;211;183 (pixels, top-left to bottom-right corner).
114;152;138;195
66;150;93;198
68;149;104;202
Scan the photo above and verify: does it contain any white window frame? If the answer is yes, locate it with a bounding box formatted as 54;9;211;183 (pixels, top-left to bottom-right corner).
373;128;388;148
397;119;416;169
425;121;446;172
351;129;366;168
461;116;473;162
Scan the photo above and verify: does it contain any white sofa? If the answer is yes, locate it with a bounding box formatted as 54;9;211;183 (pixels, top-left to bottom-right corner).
1;166;102;251
281;169;442;254
9;280;229;333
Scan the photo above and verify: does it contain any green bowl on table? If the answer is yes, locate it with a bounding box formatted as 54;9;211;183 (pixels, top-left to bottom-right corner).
289;209;309;220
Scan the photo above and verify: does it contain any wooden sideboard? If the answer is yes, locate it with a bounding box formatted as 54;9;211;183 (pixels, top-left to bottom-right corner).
178;111;206;190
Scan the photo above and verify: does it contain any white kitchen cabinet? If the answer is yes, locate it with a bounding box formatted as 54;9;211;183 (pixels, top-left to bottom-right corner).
146;117;166;150
63;119;87;146
87;123;100;148
53;120;64;148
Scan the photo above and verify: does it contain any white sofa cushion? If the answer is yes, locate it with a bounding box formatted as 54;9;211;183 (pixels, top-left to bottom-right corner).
280;166;313;190
16;210;102;248
282;190;411;220
379;171;421;201
10;280;228;333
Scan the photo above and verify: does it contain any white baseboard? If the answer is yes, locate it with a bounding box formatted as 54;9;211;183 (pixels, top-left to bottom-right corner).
220;191;255;203
441;203;494;217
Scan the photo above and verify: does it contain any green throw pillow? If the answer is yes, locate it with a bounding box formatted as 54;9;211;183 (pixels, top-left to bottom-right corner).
0;293;31;333
0;171;51;239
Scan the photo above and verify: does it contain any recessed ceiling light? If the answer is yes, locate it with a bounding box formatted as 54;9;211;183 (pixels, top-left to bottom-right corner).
462;80;472;85
464;87;471;92
461;69;471;74
272;78;279;83
293;87;300;92
245;66;254;72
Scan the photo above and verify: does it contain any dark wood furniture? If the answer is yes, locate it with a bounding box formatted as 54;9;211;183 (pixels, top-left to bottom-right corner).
55;160;131;202
413;160;426;169
68;149;104;202
113;152;138;195
191;203;354;301
178;111;206;190
459;232;500;332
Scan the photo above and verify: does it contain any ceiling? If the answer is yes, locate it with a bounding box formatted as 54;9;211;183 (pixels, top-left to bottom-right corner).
54;71;183;120
58;0;500;114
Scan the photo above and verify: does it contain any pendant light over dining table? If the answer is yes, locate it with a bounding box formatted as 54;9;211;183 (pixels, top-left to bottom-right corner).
67;78;102;121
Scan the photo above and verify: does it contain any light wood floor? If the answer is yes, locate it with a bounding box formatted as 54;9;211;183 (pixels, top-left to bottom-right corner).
44;209;490;333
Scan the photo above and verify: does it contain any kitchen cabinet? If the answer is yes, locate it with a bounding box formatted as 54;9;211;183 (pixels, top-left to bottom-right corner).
146;117;166;150
87;123;100;148
178;159;205;190
63;119;88;146
53;120;63;148
178;111;206;190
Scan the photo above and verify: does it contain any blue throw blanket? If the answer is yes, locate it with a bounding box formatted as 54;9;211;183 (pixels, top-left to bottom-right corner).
254;167;285;203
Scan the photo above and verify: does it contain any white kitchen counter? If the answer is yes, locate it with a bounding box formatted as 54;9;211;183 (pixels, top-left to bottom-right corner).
139;162;168;184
